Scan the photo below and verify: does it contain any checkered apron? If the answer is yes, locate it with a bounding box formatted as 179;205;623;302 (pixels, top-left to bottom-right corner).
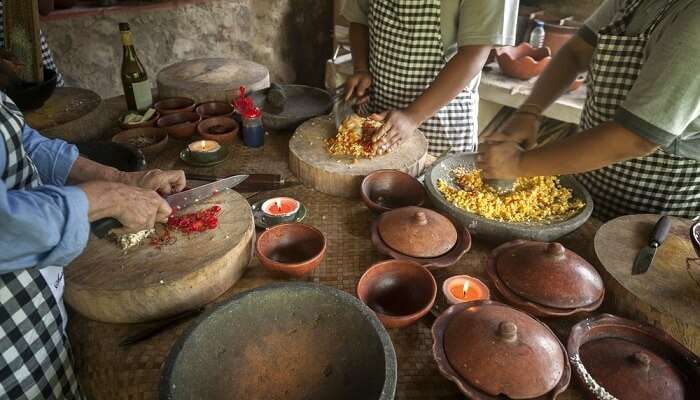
577;0;700;221
362;0;476;155
0;94;82;399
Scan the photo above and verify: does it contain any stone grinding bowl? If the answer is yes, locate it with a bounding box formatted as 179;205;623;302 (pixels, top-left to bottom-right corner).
250;84;332;131
159;282;397;400
361;169;426;213
424;153;593;244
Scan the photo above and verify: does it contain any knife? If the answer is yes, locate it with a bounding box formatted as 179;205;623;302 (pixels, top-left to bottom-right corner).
632;215;671;275
90;174;249;238
332;85;357;128
185;173;286;192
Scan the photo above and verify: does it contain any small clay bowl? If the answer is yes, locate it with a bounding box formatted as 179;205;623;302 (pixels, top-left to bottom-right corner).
197;116;239;144
196;101;235;119
361;170;426;213
691;221;700;258
154;97;196;115
568;75;585;92
156;112;200;140
496;42;552;80
119;111;160;130
111;127;168;158
256;223;326;278
357;260;437;329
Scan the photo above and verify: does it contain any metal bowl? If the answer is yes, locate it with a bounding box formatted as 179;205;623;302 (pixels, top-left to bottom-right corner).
160;283;397;400
424;153;593;243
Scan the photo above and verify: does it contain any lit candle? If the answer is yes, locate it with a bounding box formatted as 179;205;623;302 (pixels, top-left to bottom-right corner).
442;275;490;305
188;140;221;154
262;197;300;217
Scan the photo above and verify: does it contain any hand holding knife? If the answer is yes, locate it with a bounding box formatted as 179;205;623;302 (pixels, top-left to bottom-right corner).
632;215;671;275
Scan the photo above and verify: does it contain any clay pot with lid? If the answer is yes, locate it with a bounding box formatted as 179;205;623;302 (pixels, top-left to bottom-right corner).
568;314;700;400
432;300;571;399
370;206;470;268
487;240;604;317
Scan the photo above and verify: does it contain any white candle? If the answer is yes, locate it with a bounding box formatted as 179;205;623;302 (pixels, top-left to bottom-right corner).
188;140;221;153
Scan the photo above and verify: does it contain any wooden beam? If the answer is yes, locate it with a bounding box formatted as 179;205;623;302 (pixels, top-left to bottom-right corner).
3;0;43;82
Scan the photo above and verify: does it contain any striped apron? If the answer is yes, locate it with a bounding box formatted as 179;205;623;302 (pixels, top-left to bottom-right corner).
362;0;476;155
0;94;82;399
577;0;700;221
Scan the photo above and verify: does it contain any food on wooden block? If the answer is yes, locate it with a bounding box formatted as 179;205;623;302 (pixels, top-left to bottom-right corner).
167;205;222;234
122;108;156;125
327;114;385;158
110;228;155;250
437;168;584;223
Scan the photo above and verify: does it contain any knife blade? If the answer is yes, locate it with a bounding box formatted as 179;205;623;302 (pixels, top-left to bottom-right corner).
632;215;671;275
333;86;356;128
90;174;249;238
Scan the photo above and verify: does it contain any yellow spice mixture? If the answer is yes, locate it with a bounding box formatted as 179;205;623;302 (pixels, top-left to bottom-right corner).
437;168;584;223
326;114;384;159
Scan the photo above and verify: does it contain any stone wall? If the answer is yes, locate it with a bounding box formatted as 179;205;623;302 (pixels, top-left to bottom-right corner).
42;0;332;99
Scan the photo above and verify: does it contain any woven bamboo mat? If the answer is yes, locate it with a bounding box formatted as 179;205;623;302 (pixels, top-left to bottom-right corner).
68;129;594;400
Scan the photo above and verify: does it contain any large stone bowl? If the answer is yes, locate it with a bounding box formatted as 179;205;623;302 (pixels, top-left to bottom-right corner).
250;84;332;131
424;153;593;244
160;282;397;400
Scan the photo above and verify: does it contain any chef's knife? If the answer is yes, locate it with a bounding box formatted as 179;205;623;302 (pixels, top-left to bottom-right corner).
333;85;357;128
90;174;249;238
632;215;671;275
185;173;288;192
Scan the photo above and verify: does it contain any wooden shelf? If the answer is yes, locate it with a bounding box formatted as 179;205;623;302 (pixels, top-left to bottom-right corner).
41;0;213;22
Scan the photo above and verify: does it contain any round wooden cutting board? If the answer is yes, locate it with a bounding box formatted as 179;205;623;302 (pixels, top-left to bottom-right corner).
24;87;105;142
157;58;270;103
289;116;429;198
65;190;255;324
594;214;700;354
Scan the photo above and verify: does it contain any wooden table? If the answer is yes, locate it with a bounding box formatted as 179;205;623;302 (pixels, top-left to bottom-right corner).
66;98;599;400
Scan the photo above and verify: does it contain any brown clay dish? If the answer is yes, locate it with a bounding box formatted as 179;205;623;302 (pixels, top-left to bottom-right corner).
543;19;582;56
197;116;239;144
256;223;326;278
196;101;235;119
156;111;200;140
119;111;160;130
690;221;700;257
154;97;196;115
361;170;426;213
377;206;457;258
111;127;168;158
433;300;571;399
568;314;700;400
496;43;552;80
487;240;604;317
357;260;437;329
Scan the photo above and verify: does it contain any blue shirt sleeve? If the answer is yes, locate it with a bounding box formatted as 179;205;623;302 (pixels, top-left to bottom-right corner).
21;124;79;186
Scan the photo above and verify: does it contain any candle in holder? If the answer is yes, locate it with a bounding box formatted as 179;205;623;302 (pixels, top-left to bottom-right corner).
260;197;301;225
442;275;490;305
187;140;221;163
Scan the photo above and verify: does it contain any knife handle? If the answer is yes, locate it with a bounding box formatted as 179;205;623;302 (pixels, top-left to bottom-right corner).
91;218;122;239
652;216;671;246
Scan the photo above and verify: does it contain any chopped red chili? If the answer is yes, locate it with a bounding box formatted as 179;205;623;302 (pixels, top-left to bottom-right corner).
167;205;222;234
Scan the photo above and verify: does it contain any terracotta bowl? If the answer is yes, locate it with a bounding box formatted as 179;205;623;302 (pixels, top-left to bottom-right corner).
568;75;585;92
154;97;196;115
196;101;235;119
691;221;700;258
357;260;437;329
119;111;160;130
111;127;168;159
156;112;200;140
361;170;426;213
197;116;240;144
256;223;327;278
496;42;552;80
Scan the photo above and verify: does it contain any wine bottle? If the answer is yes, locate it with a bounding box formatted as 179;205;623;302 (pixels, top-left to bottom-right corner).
119;23;152;111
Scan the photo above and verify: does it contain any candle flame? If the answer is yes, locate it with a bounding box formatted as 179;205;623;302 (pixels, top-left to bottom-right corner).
275;199;282;209
462;280;470;298
200;140;206;151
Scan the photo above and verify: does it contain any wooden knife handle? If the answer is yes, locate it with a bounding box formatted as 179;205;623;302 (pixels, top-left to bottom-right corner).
186;173;283;191
652;215;671;245
91;218;122;239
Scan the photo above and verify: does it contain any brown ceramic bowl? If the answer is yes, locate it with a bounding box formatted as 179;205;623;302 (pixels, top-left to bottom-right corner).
197;116;240;144
196;101;235;119
357;260;437;329
111;127;168;158
361;170;426;213
691;221;700;258
568;75;585;92
154;97;196;115
256;223;326;278
156;112;200;140
119;111;160;130
496;42;552;80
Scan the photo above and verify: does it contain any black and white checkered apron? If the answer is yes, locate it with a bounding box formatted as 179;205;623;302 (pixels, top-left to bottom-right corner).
576;0;700;221
362;0;476;155
0;94;82;399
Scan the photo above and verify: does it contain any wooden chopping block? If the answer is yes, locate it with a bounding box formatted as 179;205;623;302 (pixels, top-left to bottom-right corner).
594;214;700;355
24;87;106;142
289;116;428;198
65;190;255;324
157;58;270;103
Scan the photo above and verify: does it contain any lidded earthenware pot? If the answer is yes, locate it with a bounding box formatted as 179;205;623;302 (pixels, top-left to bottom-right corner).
432;300;571;399
487;240;604;317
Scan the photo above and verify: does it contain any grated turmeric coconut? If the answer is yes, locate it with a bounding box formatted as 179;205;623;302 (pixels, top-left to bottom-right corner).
326;114;384;159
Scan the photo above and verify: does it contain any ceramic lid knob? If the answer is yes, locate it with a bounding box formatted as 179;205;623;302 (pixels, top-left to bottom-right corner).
546;243;566;258
497;321;518;342
413;212;428;226
632;351;651;368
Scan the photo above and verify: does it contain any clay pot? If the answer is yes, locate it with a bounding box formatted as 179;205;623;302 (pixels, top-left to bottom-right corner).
196;101;235;119
543;20;582;56
357;260;437;329
196;116;239;144
111;127;168;159
256;223;326;278
156;112;200;140
53;0;77;9
154;97;196;115
496;43;552;80
691;221;700;257
361;170;426;213
119;111;160;130
38;0;54;15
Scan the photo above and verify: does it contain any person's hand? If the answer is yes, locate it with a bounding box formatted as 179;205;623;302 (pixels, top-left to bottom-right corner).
484;112;540;150
344;71;372;104
370;110;419;155
121;169;186;195
476;141;525;179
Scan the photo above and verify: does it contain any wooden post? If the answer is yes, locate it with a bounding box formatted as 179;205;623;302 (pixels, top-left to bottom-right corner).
3;0;43;82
